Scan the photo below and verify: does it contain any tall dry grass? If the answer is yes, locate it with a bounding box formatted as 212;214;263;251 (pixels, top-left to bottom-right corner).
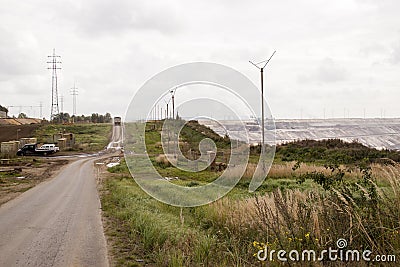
242;162;362;180
204;163;400;265
155;154;178;168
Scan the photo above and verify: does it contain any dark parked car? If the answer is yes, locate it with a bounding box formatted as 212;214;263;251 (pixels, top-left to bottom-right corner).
16;143;59;156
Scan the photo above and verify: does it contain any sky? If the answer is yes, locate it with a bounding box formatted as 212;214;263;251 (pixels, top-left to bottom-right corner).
1;0;400;120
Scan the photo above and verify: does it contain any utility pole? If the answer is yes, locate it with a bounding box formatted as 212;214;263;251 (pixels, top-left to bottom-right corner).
47;49;61;121
170;87;177;120
70;83;78;116
249;50;276;158
60;95;64;114
164;98;171;119
39;102;43;118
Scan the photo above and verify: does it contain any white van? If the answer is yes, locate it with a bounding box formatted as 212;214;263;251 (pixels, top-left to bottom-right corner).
38;144;60;152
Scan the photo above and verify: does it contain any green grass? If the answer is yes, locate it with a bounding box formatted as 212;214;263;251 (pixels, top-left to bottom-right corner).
34;123;112;152
101;176;222;266
102;172;400;265
0;171;31;191
0;171;20;178
102;120;400;265
276;138;400;164
155;165;220;183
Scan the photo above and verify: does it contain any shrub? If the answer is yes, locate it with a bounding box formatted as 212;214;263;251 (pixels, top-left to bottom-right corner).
155;154;172;168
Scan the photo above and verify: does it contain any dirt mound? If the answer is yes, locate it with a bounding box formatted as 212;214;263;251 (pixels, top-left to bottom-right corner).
0;124;41;142
0;118;42;125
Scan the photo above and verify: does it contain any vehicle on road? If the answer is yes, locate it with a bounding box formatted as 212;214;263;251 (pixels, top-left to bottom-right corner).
114;117;122;126
16;143;59;156
38;144;60;152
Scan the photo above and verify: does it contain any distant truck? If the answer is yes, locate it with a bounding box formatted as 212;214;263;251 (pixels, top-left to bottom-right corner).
114;117;122;126
16;143;59;156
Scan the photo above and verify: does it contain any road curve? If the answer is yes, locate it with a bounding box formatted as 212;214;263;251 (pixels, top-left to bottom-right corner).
0;158;109;267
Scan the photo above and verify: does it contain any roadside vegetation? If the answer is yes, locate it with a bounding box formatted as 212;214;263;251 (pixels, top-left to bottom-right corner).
276;138;400;164
101;120;400;266
34;123;112;152
50;112;113;124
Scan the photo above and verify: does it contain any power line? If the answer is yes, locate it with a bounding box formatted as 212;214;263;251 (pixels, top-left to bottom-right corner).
70;82;78;115
39;102;43;118
47;48;61;121
8;105;41;118
60;95;64;114
249;51;276;69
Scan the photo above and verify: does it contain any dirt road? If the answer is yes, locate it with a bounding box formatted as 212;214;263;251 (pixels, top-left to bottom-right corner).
107;125;123;149
0;158;109;266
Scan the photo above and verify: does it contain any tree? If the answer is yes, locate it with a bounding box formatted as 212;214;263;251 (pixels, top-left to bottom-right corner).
51;112;113;124
18;113;27;119
0;105;8;113
98;114;105;123
105;113;112;123
91;113;99;123
50;112;71;123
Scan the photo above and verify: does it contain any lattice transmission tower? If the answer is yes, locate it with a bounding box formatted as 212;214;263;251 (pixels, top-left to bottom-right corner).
70;83;78;115
47;49;62;121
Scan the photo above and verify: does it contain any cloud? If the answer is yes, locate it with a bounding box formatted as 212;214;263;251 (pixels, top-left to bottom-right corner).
1;0;400;119
389;39;400;64
298;58;349;84
359;42;388;57
60;0;182;37
0;27;41;80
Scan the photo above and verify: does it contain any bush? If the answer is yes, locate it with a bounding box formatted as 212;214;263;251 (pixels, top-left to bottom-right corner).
276;139;400;165
155;154;172;168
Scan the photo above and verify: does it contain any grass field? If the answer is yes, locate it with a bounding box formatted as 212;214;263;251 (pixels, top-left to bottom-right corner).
101;120;400;266
34;123;112;152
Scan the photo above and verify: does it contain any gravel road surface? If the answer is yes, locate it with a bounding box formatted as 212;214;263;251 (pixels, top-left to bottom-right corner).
0;158;109;267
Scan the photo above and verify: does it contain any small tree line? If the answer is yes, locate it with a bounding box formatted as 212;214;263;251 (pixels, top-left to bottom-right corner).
51;112;112;123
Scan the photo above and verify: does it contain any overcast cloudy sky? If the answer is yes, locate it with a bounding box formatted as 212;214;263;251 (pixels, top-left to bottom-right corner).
1;0;400;119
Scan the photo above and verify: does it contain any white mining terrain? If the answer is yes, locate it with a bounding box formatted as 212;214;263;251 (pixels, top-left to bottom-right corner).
199;118;400;150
